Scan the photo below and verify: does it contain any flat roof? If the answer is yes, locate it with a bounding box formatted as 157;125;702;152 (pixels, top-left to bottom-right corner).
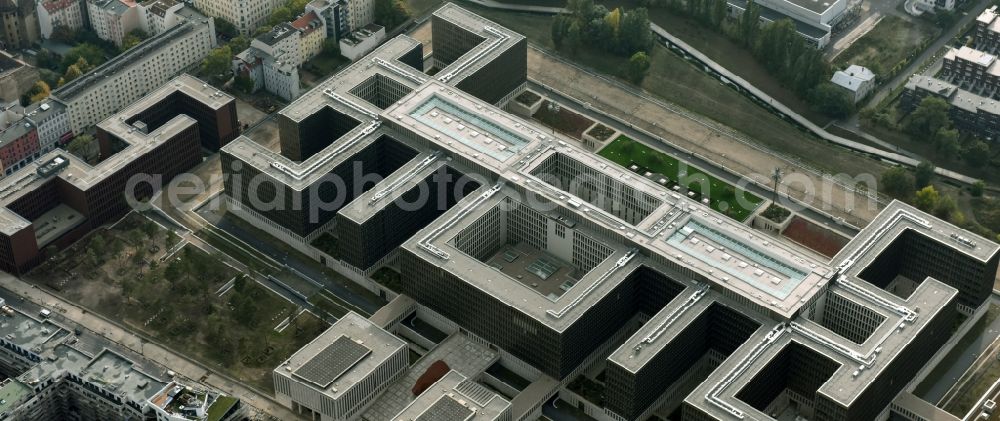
392;370;510;421
685;278;956;419
785;0;844;15
276;312;405;399
0;380;31;414
0;74;231;236
52;9;210;102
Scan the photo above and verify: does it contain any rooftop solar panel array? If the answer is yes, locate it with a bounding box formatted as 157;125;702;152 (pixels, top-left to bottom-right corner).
417;396;474;421
294;335;372;388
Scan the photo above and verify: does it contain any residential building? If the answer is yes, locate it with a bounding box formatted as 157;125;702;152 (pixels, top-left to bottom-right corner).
977;5;1000;52
0;118;37;174
224;5;999;421
291;10;324;64
51;7;216;133
23;99;71;153
903;74;1000;140
0;50;36;103
192;0;282;36
0;74;237;275
86;0;140;46
138;0;185;36
36;0;85;39
338;23;382;61
830;64;876;103
232;13;325;101
0;0;39;48
941;46;1000;97
273;311;407;421
0;293;244;421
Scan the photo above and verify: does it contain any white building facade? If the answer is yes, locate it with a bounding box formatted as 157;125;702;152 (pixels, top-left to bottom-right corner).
36;0;85;39
52;8;216;132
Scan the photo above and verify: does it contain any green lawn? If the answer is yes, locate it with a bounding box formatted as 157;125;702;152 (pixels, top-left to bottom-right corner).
599;135;764;221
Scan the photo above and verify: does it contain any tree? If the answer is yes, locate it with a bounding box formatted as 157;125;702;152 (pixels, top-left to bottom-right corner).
971;181;985;197
739;0;762;47
229;36;250;53
23;80;51;104
62;64;83;83
617;7;652;55
809;82;854;119
551;14;570;50
905;97;950;139
914;185;940;212
934;194;957;220
321;38;339;56
50;24;75;42
374;0;409;29
215;18;238;39
935;127;960;159
67;134;97;161
234;74;255;93
120;29;148;52
164;261;183;283
880;167;915;199
915;161;935;188
623;51;651;84
233;293;260;327
61;44;105;70
200;46;232;80
964;140;991;168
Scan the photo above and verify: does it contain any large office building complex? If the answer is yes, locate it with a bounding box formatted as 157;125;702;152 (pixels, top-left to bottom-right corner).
0;74;237;276
51;7;216;133
225;4;1000;421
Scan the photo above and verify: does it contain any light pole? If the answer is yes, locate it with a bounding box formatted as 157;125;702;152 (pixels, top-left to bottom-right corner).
771;167;783;204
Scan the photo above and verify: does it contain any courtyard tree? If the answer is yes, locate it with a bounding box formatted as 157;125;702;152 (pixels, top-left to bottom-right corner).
200;46;232;81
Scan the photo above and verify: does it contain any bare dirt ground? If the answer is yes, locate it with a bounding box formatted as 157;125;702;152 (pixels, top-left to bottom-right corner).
526;48;880;225
410;18;879;225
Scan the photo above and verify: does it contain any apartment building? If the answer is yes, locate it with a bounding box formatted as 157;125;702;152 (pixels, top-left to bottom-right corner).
0;294;243;421
232;12;325;101
192;0;282;35
0;50;36;103
36;0;85;39
87;0;140;46
51;7;216;133
903;75;1000;140
977;5;1000;52
0;0;39;48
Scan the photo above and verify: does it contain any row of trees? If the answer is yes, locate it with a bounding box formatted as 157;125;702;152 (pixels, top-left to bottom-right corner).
881;163;963;223
904;97;994;168
374;0;410;29
633;0;851;118
551;0;654;83
551;1;652;57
